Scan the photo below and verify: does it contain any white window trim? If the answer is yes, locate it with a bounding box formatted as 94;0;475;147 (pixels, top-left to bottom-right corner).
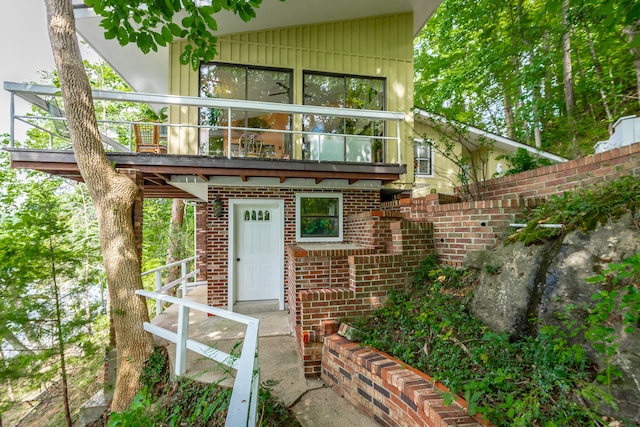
414;138;434;177
295;192;343;243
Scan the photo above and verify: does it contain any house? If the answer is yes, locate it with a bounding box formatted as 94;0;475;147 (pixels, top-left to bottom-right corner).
412;109;567;197
3;0;563;376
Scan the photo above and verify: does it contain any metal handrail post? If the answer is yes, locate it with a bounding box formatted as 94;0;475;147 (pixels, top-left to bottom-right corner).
181;260;188;297
396;119;402;166
155;271;162;316
9;93;15;147
227;108;232;159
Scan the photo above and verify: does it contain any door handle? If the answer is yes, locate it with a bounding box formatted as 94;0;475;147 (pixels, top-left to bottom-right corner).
236;258;240;262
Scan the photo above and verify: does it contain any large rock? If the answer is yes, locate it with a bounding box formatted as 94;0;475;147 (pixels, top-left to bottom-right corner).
466;241;551;336
465;213;640;422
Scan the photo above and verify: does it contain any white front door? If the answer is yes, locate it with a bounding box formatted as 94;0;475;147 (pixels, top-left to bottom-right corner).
230;200;284;309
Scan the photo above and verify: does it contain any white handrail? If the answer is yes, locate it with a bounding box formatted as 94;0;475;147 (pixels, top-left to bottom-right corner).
142;256;202;316
136;290;260;427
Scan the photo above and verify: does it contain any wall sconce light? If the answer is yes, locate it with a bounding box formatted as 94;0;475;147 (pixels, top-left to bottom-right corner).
213;196;224;218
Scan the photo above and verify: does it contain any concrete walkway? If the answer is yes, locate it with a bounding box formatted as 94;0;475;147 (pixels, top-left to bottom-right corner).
150;286;372;426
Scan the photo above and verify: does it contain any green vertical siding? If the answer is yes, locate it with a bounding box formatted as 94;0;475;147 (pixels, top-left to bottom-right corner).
168;13;414;185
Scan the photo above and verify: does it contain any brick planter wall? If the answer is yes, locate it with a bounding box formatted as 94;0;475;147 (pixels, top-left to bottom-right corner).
323;334;487;427
290;220;435;376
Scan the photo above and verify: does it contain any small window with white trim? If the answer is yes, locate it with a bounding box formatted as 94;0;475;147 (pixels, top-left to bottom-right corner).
296;193;343;242
414;139;433;176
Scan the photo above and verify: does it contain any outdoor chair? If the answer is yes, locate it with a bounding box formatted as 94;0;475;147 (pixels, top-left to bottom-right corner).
238;132;264;157
134;123;167;154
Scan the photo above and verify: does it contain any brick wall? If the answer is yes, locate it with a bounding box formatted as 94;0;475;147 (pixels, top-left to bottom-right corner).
483;142;640;200
381;142;640;265
343;210;403;252
197;187;379;307
322;334;486;427
291;221;435;376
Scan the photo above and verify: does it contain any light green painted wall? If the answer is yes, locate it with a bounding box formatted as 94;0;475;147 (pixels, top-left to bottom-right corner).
412;120;512;196
168;13;415;187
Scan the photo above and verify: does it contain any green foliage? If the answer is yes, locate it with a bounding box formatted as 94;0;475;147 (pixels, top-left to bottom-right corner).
85;0;286;70
508;176;640;245
584;254;640;387
354;257;609;426
495;148;553;176
0;151;107;423
415;0;640;158
108;350;299;427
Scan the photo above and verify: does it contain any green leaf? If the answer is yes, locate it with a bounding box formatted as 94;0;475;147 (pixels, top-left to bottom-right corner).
161;26;173;43
182;16;194;27
167;22;183;37
117;27;129;45
202;13;218;31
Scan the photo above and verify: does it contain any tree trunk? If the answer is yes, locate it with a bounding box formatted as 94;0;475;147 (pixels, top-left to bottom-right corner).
623;22;640;110
584;24;613;132
562;0;578;149
44;0;153;412
165;199;185;289
532;84;543;148
504;94;516;140
49;238;72;427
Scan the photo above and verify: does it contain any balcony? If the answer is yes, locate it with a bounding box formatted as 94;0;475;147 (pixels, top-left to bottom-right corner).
3;81;407;199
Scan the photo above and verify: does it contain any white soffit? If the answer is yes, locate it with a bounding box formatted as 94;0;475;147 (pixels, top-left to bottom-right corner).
73;0;442;94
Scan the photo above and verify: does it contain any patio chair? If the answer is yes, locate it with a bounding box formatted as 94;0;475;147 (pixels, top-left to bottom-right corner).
238;132;264;157
134;123;167;154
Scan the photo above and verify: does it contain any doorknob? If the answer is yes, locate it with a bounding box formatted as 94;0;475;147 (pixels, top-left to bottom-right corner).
236;258;240;262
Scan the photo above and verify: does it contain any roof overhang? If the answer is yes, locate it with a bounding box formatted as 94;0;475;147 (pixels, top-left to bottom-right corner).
6;149;406;201
72;0;442;94
414;109;568;163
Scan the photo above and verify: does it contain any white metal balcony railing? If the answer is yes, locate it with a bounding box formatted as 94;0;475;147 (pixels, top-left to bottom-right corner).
4;81;405;165
138;257;260;427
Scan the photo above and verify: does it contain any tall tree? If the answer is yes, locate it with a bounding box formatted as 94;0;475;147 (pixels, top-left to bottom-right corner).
42;0;275;411
415;0;639;158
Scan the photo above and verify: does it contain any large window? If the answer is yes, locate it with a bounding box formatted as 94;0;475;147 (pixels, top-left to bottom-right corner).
296;193;343;242
303;72;385;163
199;63;293;157
414;139;433;176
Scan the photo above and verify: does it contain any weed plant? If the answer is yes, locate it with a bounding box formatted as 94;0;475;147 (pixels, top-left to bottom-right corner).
105;347;300;426
507;176;640;245
353;256;613;426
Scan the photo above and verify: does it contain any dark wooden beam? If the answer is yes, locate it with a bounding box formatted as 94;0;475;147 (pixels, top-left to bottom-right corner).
6;149;407;192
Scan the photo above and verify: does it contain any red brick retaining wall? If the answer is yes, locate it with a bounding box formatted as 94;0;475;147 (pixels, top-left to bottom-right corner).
322;334;487;427
382;142;640;265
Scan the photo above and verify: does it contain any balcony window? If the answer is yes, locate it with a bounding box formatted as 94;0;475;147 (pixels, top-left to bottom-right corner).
296;193;343;242
303;72;385;163
199;63;293;157
414;139;433;176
